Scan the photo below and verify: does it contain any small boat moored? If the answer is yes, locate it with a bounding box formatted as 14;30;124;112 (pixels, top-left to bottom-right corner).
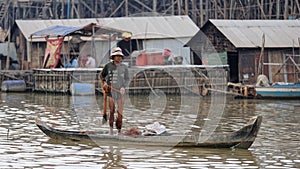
255;83;300;99
36;116;262;149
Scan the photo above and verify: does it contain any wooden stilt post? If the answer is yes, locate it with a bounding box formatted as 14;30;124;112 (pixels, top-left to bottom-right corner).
184;0;188;15
177;0;181;15
284;0;289;19
125;0;128;16
6;27;10;70
171;0;174;15
199;0;204;26
153;0;157;13
276;0;280;19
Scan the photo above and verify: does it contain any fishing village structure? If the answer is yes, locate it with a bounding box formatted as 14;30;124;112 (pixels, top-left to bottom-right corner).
0;1;300;95
2;15;227;95
14;16;198;69
186;19;300;84
0;0;299;30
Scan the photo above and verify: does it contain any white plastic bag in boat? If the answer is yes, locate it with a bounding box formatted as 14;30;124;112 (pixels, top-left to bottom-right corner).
255;74;270;87
145;122;166;135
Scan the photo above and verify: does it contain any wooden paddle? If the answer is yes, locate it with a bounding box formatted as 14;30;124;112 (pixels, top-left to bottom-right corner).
99;72;107;122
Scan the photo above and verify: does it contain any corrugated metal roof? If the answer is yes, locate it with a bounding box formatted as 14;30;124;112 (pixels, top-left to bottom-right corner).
16;16;199;42
208;19;300;48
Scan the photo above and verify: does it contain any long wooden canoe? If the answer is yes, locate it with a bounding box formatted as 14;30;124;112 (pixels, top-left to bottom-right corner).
36;116;262;149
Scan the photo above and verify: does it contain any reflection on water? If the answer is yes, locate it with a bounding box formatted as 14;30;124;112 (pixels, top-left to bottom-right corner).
0;92;299;168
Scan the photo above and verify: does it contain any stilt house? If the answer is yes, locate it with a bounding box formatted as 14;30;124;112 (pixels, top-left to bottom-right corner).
186;19;300;84
11;15;199;70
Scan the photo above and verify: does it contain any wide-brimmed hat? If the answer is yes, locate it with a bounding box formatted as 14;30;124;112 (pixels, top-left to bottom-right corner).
110;47;124;59
122;32;132;39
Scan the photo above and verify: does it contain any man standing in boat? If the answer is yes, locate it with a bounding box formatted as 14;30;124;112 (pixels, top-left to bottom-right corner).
117;32;138;57
100;47;129;135
117;32;138;66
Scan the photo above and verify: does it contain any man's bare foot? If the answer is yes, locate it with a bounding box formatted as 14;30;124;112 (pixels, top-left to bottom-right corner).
109;127;114;135
117;129;122;135
102;114;107;124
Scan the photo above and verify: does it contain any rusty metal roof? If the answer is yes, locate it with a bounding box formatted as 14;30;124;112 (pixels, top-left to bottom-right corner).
16;16;199;42
208;19;300;48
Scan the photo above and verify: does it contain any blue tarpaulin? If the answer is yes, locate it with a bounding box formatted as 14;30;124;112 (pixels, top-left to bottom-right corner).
31;25;86;37
30;23;125;38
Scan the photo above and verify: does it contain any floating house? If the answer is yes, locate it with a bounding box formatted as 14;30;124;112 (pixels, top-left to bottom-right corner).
186;19;300;84
12;15;199;70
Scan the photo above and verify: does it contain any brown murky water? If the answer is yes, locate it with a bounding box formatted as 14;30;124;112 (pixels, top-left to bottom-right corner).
0;92;299;168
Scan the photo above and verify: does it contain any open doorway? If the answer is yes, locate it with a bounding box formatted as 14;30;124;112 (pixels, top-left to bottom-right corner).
227;52;239;83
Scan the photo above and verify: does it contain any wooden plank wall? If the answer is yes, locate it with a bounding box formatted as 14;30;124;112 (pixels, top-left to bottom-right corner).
25;66;228;95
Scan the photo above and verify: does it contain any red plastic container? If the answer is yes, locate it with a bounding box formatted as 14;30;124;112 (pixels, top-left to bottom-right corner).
146;52;164;65
136;52;147;66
